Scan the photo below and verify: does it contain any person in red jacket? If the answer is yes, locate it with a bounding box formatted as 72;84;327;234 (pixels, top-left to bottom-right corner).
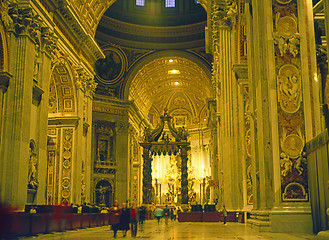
130;202;137;237
109;200;121;238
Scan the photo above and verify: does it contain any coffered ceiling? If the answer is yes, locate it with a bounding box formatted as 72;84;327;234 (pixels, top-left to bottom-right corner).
129;56;213;128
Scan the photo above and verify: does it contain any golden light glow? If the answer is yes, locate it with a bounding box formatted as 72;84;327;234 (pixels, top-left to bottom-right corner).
168;69;180;74
175;82;179;85
169;59;174;63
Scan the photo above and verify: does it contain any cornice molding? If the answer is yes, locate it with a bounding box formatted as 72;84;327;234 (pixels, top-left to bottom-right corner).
52;0;104;61
100;17;207;37
233;64;248;84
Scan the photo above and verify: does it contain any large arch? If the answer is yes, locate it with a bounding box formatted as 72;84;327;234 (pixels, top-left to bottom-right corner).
123;50;213;100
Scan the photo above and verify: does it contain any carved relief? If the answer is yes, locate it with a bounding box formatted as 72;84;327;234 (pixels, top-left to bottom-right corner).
277;64;301;113
283;182;308;201
273;0;308;202
8;4;57;56
243;86;253;204
61;128;73;204
273;13;300;58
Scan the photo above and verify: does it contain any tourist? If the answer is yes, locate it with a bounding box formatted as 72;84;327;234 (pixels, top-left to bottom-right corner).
109;200;121;238
130;202;138;237
154;206;163;224
163;205;170;225
138;204;147;230
222;205;228;225
119;202;130;237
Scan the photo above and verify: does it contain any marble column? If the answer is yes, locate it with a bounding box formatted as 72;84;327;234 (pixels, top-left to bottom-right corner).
115;119;129;203
33;43;53;205
210;1;242;210
141;144;152;204
180;145;189;204
0;32;35;208
246;0;319;233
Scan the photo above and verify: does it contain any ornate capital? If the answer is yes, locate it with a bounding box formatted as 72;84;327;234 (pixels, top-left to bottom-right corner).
7;3;58;57
74;66;97;97
41;27;57;56
8;4;42;43
0;0;13;30
211;0;237;35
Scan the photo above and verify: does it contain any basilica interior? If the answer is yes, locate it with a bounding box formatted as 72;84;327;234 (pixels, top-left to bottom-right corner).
0;0;328;237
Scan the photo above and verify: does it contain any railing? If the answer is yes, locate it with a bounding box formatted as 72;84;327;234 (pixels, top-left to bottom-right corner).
0;212;110;239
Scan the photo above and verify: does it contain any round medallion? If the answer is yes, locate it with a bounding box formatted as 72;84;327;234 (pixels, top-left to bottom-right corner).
62;178;71;188
282;134;304;158
63;141;71;150
276;0;292;4
173;97;187;106
277;16;297;38
62;189;70;199
63;150;71;160
95;47;126;85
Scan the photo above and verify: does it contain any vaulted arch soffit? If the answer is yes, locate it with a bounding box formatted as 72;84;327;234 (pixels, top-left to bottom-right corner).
126;50;213;129
65;0;208;37
48;62;77;115
0;18;9;72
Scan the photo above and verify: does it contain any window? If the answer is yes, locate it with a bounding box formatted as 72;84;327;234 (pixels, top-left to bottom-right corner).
136;0;145;6
165;0;175;8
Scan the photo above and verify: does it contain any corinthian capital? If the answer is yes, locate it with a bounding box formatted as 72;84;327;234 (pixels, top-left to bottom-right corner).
8;3;42;44
74;66;97;97
211;0;237;30
41;27;57;56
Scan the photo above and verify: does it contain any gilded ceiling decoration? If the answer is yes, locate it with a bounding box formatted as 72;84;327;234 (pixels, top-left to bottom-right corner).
129;56;212;129
59;0;208;36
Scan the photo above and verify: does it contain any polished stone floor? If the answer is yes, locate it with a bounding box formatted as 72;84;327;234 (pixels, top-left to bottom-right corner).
20;220;318;240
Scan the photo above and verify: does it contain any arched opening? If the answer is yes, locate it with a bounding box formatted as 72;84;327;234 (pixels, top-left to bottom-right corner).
95;180;113;207
46;62;77;205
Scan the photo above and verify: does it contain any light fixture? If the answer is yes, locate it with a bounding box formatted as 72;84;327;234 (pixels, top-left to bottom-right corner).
168;69;180;74
175;82;179;85
169;59;174;63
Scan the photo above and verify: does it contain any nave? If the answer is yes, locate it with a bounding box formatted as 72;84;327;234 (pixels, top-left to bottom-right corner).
19;220;317;240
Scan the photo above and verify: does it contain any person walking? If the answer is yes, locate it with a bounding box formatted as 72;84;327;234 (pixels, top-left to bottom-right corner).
109;200;121;238
222;205;228;225
138;204;147;230
130;202;138;237
163;205;170;225
119;202;130;237
154;206;163;224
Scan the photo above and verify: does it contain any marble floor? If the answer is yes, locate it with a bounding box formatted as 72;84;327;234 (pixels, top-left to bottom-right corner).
19;220;318;240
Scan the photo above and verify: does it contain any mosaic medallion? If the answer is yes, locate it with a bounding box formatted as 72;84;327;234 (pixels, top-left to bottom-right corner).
277;16;297;38
282;134;304;158
95;47;126;85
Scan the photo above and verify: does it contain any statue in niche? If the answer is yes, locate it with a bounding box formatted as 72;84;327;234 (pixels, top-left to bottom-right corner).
98;185;107;204
28;144;39;190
